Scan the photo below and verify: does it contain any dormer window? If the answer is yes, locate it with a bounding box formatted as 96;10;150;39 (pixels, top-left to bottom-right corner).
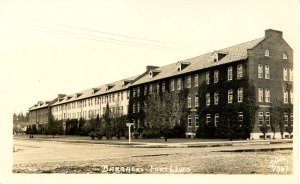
149;69;161;78
176;61;191;71
122;80;131;87
213;52;218;62
283;52;288;59
212;51;228;62
92;88;100;94
106;84;115;91
75;93;82;98
265;49;270;57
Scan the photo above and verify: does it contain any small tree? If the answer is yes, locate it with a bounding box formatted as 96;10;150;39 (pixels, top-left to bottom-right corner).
286;125;293;139
47;115;63;138
260;123;269;139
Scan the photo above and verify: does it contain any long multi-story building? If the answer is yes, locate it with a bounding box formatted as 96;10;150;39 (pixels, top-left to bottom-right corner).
50;76;137;123
28;96;61;132
28;29;293;139
128;29;293;139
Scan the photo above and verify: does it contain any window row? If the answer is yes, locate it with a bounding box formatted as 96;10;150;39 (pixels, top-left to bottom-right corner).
205;112;243;127
265;49;288;60
206;88;243;106
103;106;124;115
53;92;128;112
258;112;293;127
206;64;243;84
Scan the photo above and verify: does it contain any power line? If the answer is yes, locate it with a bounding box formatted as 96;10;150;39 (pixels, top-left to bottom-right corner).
27;25;183;52
26;18;185;46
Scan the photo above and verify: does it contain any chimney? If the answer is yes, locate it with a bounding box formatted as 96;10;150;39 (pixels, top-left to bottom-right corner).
58;94;66;98
146;65;159;72
265;29;282;38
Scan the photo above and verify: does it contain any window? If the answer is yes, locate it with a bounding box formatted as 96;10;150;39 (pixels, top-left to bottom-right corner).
290;91;293;104
284;113;288;126
258;88;263;102
137;103;140;112
149;84;152;94
177;78;181;90
283;67;288;81
137;87;140;97
187;76;191;88
187;95;192;107
258;112;264;126
228;66;233;81
144;86;148;96
283;91;288;103
228;89;233;104
265;65;270;79
133;104;136;113
133;88;136;97
237;64;243;79
214;92;219;105
238;88;243;102
258;64;263;78
194;74;198;87
214;113;219;127
238;112;243;126
290;113;293;126
162;81;166;92
265;49;270;57
157;83;160;93
214;70;219;83
171;79;175;91
289;68;293;81
195;94;199;107
188;115;192;127
206;93;210;106
195;115;199;127
206;114;211;124
265;112;270;126
206;72;210;84
283;52;287;59
265;89;270;102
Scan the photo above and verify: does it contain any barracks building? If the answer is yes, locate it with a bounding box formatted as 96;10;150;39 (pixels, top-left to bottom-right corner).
29;29;293;139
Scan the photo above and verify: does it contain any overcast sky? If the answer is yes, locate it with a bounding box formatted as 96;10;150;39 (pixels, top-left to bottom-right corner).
0;0;297;114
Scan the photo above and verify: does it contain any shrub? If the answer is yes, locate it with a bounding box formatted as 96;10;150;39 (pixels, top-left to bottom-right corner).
286;126;293;138
133;131;139;139
260;124;269;139
88;131;96;140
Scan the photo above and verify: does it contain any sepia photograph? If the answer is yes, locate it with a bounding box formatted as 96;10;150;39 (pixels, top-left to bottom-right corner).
0;0;298;183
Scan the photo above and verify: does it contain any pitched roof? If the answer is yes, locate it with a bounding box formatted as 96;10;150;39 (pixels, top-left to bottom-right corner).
29;98;56;111
51;75;139;106
131;37;265;86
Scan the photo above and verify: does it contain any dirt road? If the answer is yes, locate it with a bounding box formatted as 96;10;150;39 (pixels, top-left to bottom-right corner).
13;138;293;174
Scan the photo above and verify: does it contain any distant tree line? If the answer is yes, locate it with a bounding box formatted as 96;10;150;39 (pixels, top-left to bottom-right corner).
13;112;29;123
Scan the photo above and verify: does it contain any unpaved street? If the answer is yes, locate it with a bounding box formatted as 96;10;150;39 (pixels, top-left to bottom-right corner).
13;138;293;174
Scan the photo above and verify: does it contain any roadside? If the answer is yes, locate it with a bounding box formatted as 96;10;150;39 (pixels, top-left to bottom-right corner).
13;134;293;148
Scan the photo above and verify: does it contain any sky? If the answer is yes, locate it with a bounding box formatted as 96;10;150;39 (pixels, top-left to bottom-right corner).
0;0;298;114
